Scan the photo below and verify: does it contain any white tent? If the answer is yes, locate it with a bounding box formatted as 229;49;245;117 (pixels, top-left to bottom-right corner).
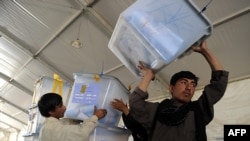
0;0;249;141
206;78;250;140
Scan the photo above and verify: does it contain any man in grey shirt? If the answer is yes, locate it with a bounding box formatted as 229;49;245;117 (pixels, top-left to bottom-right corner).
129;41;229;141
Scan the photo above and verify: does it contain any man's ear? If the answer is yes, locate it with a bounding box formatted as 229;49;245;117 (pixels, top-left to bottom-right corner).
48;111;55;117
168;85;174;94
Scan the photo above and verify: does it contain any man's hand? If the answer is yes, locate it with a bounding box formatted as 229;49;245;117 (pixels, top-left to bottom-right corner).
111;99;129;115
138;61;155;80
192;40;223;71
93;106;107;120
192;40;209;54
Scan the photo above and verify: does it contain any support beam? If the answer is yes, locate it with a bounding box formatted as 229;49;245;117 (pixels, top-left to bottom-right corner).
0;72;33;96
0;111;27;125
33;10;83;57
0;127;11;134
0;96;28;114
213;7;250;28
86;7;114;36
0;121;20;132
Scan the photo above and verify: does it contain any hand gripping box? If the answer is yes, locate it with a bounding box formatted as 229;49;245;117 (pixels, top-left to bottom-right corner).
108;0;212;77
65;73;130;127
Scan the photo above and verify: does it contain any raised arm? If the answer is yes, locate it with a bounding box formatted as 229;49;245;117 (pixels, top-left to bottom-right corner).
137;61;155;92
192;41;224;71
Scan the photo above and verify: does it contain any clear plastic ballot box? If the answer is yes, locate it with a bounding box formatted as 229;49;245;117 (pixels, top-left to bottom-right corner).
89;125;131;141
65;73;130;127
108;0;212;77
24;75;71;136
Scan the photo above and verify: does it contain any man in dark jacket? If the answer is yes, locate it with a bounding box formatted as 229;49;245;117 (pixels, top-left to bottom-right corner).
129;41;229;141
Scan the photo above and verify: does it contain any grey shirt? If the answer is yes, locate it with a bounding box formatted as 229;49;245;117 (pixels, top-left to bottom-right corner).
129;71;229;141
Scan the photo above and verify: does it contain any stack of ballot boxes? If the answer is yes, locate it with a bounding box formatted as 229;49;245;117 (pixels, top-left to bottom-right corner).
109;0;212;77
65;73;131;141
24;75;71;140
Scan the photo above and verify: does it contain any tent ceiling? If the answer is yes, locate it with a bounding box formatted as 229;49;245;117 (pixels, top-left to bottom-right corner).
0;0;249;133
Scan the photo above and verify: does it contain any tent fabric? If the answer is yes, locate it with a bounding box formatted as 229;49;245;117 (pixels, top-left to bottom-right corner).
206;78;250;140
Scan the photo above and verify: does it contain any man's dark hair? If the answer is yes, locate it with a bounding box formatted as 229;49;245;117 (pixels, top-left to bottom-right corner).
170;71;199;86
38;93;62;117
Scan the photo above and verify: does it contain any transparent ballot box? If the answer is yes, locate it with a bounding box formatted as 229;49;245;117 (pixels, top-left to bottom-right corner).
89;125;131;141
109;0;212;77
65;73;130;127
25;75;71;135
23;133;39;141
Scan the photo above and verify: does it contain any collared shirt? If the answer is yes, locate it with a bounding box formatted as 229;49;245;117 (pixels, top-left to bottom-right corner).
39;115;98;141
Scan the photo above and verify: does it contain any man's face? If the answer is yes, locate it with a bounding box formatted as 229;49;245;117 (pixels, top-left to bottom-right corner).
169;78;197;104
49;104;66;119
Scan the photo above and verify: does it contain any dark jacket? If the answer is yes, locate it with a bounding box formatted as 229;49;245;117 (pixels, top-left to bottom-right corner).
129;71;229;141
122;113;148;141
